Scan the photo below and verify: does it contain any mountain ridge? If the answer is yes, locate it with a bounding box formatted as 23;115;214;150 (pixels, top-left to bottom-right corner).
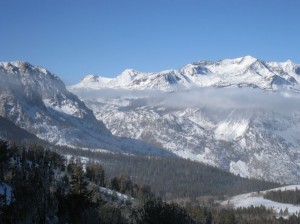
70;56;300;92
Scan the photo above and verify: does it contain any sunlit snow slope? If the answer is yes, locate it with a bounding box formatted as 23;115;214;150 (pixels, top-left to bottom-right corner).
71;56;300;92
221;185;300;218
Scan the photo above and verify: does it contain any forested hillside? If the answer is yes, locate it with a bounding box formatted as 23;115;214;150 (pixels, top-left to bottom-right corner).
1;139;300;223
0;139;194;223
56;145;280;202
264;188;300;205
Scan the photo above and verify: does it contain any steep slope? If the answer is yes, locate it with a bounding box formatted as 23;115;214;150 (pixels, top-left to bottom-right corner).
75;91;300;184
70;56;300;92
0;62;171;156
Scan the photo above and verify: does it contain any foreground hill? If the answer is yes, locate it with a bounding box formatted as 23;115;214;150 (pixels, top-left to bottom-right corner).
1;139;283;223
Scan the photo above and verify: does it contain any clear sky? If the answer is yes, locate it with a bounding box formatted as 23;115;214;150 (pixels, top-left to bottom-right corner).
1;0;299;84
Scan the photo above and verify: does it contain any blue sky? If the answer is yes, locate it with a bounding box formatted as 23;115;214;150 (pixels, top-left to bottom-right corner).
1;0;299;84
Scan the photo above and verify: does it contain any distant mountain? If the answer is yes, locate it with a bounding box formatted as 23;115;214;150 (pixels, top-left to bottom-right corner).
70;56;300;92
70;56;300;184
0;61;171;156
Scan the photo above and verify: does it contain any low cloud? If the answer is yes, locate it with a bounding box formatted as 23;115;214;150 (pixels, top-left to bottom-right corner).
156;88;300;112
72;87;300;114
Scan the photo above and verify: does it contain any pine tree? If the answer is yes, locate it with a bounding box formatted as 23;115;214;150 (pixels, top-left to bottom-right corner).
86;162;105;186
68;159;87;195
0;140;9;181
224;211;236;224
283;207;289;216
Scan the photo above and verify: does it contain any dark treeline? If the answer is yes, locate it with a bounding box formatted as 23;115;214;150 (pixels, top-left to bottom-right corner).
0;139;193;223
1;139;300;223
55;145;280;201
264;189;300;205
186;205;300;224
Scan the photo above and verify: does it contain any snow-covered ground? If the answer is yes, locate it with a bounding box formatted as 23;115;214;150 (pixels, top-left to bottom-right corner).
0;182;13;205
99;187;135;203
221;185;300;218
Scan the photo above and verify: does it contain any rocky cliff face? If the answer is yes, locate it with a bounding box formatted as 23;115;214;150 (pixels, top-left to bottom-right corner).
0;61;171;156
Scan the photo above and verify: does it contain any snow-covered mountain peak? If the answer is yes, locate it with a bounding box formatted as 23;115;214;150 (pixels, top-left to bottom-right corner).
71;74;112;89
71;56;300;92
209;56;260;75
1;61;55;78
158;69;177;74
179;63;211;77
0;61;92;120
268;60;296;68
189;55;258;68
238;55;258;63
81;74;100;82
119;68;141;76
219;55;257;65
282;60;296;71
0;61;65;93
285;59;294;64
116;69;144;84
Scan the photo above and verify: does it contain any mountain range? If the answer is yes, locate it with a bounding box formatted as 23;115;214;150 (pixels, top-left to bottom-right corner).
1;56;300;184
71;55;300;92
70;56;300;184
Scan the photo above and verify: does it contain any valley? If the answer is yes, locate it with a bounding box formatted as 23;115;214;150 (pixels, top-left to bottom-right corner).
1;57;300;222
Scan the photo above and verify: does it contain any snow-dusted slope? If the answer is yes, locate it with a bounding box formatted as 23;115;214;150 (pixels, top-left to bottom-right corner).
0;182;13;205
72;89;300;183
181;56;300;90
221;185;300;218
71;69;193;91
69;56;300;183
70;56;300;92
0;62;171;156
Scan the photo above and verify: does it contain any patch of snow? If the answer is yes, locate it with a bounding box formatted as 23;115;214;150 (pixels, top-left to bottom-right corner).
99;187;135;202
215;119;249;141
0;182;13;205
230;160;250;178
221;185;300;218
43;99;78;117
